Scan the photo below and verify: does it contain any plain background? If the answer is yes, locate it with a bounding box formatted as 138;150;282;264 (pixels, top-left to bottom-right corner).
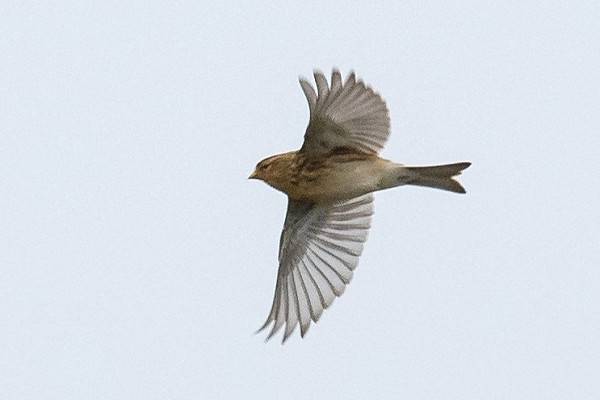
2;2;599;399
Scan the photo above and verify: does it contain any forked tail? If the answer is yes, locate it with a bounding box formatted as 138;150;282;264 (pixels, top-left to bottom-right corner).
405;162;471;193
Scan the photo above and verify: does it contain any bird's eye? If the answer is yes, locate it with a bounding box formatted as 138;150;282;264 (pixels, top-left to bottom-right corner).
260;163;270;170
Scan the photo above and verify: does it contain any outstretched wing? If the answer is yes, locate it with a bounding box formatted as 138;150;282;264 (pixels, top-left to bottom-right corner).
299;69;390;156
258;194;374;343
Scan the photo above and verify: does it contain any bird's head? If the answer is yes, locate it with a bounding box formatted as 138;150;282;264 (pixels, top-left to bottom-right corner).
249;155;280;182
249;152;295;189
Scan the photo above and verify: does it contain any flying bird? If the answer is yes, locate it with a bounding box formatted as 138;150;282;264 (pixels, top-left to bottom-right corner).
249;68;470;342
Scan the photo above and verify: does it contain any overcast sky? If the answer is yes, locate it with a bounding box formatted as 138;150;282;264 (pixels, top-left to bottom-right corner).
2;2;599;399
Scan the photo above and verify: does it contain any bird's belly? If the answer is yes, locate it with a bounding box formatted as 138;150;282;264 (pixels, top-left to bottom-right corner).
286;159;390;204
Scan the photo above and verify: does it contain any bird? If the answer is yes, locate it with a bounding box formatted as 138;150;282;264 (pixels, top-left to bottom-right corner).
249;68;470;343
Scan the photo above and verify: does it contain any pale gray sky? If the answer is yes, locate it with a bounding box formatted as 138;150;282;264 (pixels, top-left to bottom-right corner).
2;2;599;399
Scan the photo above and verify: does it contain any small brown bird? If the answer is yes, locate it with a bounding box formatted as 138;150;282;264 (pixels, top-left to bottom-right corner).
250;68;470;342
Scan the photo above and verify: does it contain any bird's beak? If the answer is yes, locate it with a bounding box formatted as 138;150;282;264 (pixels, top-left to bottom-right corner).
248;170;258;179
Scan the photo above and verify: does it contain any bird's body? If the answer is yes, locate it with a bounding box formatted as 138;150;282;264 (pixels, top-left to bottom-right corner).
250;69;470;342
254;150;388;204
253;149;470;204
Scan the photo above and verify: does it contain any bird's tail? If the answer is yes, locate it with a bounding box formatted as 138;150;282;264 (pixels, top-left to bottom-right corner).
402;162;471;194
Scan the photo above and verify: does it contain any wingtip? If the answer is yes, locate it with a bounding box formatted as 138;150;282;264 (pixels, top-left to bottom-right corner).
299;321;311;339
255;319;270;336
346;70;356;84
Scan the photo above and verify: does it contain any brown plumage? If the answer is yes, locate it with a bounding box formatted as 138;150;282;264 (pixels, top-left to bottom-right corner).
249;69;470;342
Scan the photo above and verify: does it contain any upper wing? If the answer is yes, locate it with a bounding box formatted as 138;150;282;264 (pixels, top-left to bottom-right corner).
258;194;374;343
299;69;390;156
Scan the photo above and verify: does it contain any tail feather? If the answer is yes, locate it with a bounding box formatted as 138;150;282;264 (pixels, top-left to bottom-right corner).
405;162;471;194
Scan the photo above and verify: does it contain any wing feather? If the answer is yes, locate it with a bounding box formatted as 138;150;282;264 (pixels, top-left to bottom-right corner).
299;69;390;156
258;194;374;342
